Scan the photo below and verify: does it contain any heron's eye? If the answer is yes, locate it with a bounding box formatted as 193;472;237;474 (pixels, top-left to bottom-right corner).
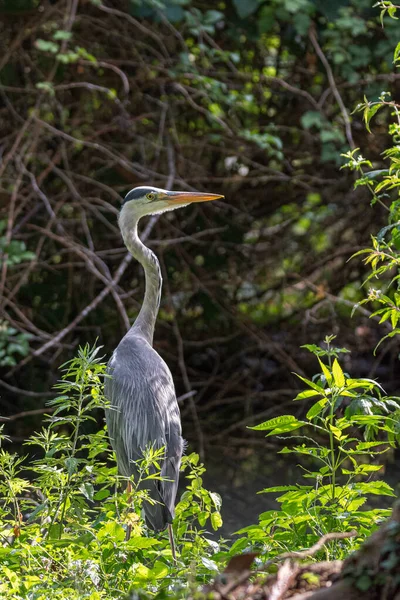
146;192;156;201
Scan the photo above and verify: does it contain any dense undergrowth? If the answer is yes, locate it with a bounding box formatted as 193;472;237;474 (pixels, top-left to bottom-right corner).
0;338;399;598
2;1;400;599
0;344;225;598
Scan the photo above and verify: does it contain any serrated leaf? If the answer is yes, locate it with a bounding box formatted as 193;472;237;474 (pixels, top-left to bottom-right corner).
306;398;328;420
332;358;345;387
259;485;298;493
249;415;306;435
293;389;320;401
65;457;78;475
318;359;332;384
355;441;388;451
294;374;325;394
347;497;367;511
79;482;94;501
356;464;383;473
355;481;395;496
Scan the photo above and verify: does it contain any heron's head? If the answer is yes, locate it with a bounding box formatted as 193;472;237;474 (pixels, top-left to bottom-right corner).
120;186;224;220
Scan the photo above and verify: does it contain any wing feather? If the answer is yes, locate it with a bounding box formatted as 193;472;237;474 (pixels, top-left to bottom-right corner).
104;332;184;531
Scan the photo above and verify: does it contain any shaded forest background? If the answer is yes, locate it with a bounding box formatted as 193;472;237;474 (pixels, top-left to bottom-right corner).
1;0;399;528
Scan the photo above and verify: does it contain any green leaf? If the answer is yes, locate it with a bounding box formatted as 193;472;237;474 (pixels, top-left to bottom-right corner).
355;481;395;496
65;457;78;475
329;423;344;440
201;557;219;571
363;103;383;133
97;521;125;542
306;398;328;420
2;566;19;591
205;10;224;24
127;537;161;549
53;30;72;41
355;441;388;451
151;561;169;579
210;491;222;510
79;482;94;501
36;81;55;96
248;415;306;433
293;389;321;401
394;40;400;62
363;169;389;180
232;0;259;18
355;464;383;474
94;488;110;501
301;111;324;130
259;485;299;493
198;510;209;526
332;359;345;387
26;502;47;523
318;359;332;384
48;523;63;539
295;374;325;394
211;511;223;530
35;39;59;53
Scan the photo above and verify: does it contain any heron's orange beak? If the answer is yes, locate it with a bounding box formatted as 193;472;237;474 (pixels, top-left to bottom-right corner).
165;191;224;205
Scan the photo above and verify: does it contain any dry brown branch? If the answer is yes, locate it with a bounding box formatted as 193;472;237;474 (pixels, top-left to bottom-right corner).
0;407;55;421
0;380;54;399
278;531;357;561
0;0;391;458
309;26;355;150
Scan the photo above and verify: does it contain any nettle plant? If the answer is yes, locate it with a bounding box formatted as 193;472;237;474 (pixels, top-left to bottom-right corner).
340;5;400;352
0;344;223;600
232;336;399;561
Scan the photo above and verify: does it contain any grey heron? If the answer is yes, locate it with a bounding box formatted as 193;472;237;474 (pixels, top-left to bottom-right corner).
104;185;223;559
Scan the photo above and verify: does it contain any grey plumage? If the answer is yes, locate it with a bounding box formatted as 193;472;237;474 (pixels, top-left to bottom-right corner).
104;185;223;533
105;332;183;530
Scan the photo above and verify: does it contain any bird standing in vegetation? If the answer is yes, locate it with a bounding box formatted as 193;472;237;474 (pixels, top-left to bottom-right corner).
105;186;223;559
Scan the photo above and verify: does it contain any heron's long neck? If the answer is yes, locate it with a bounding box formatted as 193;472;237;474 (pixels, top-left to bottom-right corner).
119;213;162;345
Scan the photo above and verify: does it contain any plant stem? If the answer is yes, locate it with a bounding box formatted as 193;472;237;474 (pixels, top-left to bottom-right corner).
328;393;337;501
58;377;85;537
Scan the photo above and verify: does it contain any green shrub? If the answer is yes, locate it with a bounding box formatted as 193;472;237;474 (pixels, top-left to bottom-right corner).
0;344;223;599
230;336;399;561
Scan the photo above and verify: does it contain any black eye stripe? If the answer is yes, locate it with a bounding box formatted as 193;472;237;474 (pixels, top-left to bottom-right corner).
122;187;156;206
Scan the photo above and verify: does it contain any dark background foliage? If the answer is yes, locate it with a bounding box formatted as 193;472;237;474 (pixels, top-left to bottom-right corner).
1;0;399;527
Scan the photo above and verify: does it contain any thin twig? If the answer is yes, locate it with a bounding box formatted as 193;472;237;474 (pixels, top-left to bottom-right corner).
219;530;356;597
309;25;355;150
